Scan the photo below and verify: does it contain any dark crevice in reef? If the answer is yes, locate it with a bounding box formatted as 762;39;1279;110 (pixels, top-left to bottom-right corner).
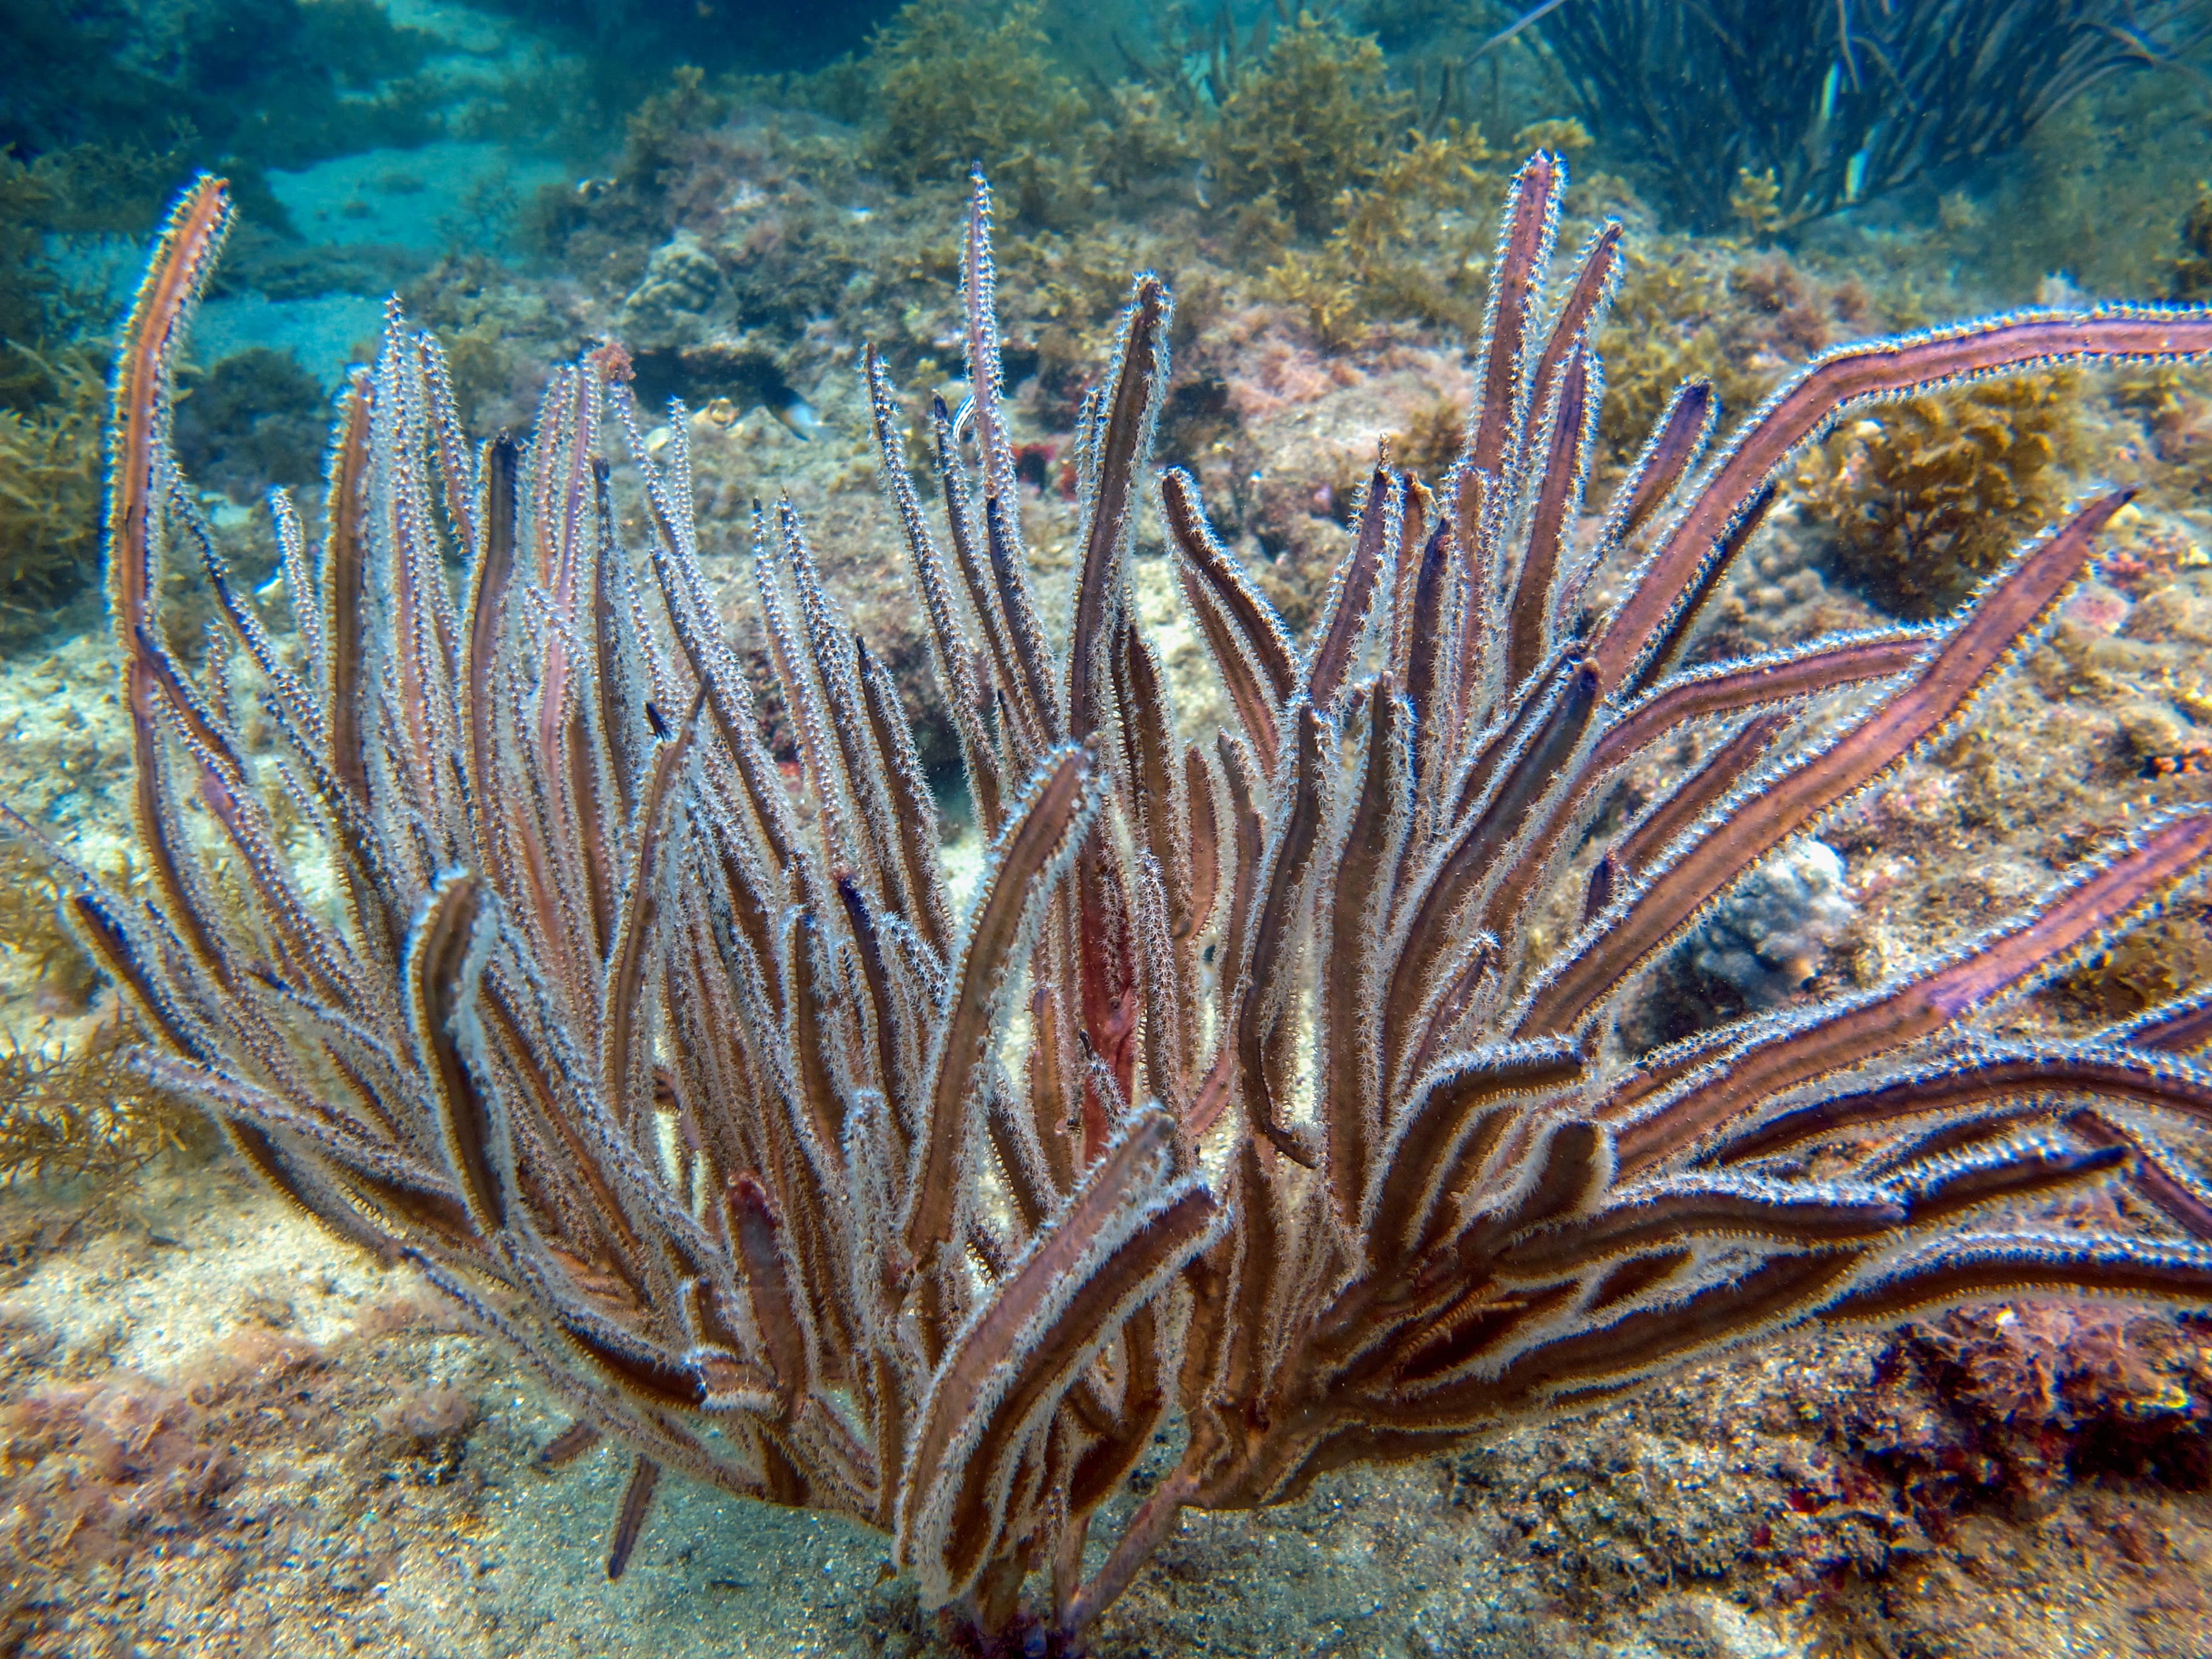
625;342;799;426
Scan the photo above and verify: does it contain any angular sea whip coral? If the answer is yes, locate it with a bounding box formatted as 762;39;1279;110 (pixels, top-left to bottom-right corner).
36;158;2212;1653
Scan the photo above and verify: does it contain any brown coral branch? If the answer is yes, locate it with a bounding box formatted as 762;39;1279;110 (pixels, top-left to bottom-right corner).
58;159;2212;1655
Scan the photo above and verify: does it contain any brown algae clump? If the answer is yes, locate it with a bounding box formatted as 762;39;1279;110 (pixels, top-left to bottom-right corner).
863;0;1096;219
1207;12;1404;235
1797;373;2083;617
0;353;105;620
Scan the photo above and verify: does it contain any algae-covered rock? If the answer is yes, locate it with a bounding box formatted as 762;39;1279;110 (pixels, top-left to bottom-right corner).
172;347;330;506
2060;904;2212;1019
617;227;725;349
2161;181;2212;304
1264;119;1517;346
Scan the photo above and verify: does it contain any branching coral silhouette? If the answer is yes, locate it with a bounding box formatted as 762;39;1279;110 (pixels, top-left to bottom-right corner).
39;157;2212;1652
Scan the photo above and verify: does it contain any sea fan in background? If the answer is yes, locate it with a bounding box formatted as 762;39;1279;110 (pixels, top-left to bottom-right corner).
1524;0;2212;229
39;158;2212;1654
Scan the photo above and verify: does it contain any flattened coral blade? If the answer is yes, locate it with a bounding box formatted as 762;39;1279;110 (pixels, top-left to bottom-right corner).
464;434;520;846
866;348;997;826
788;504;911;916
1182;743;1221;944
1519;493;2128;1037
1586;631;1930;779
1172;559;1282;777
1483;701;1785;969
858;636;954;959
1189;732;1267;1140
1467;1119;1615;1247
124;667;233;987
1505;344;1594;692
63;889;199;1057
1365;1042;1583;1265
104;179;250;987
535;1420;603;1469
1596;381;1714;552
1592;309;2212;695
1626;484;1777;699
1612;709;1794;879
961;170;1019;508
1897;1139;2127;1224
107;175;232;659
1307;470;1398;714
1396;517;1453;780
1464;1252;1860;1413
1065;1299;1173;1522
1821;1236;2212;1326
933;394;1036;760
323;380;374;814
1162;469;1297;710
1492;1176;1905;1278
1380;1281;1581;1395
587;456;648;828
866;351;965;675
605;1455;662;1580
1922;809;2212;1019
759;504;858;868
417;331;479;560
839;873;914;1138
2127;989;2212;1054
1618;809;2212;1167
134;623;246;781
409;870;504;1235
726;1173;816;1412
985;492;1063;742
905;748;1096;1262
1513;222;1622;488
1115;622;1184;928
184;726;359;1008
1464;152;1561;484
1069;276;1170;745
1390;660;1597;1072
1236;702;1329;1165
1721;1044;2212;1164
1322;686;1409;1220
933;1212;1221;1610
601;705;700;1115
2070;1109;2212;1241
180;484;321;746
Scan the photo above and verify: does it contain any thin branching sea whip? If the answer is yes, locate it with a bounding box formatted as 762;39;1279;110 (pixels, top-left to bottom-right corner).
32;155;2212;1653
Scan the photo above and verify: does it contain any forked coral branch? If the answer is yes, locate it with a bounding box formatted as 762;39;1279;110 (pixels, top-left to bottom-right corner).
39;156;2212;1652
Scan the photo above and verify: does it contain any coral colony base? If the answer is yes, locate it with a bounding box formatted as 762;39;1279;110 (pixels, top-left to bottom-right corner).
32;156;2212;1654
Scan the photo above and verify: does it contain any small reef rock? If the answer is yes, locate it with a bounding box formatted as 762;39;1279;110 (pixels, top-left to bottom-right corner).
617;227;726;349
1688;837;1857;1005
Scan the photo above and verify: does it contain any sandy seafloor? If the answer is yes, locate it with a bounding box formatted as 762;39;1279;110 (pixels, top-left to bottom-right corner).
5;1147;2212;1659
8;4;2212;1650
